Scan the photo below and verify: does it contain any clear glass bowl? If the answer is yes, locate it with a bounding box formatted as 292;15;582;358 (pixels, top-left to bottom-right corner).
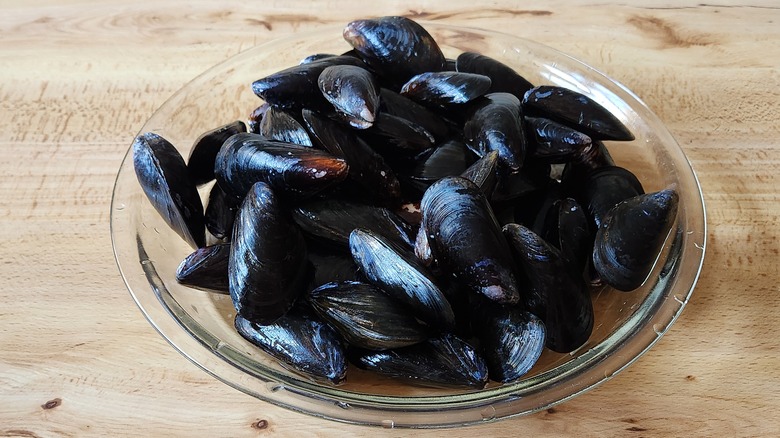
111;23;706;428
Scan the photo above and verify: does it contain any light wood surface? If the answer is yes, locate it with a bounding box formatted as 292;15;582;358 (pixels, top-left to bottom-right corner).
1;1;779;436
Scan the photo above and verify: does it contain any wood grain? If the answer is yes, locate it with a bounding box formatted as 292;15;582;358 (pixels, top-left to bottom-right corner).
1;1;779;436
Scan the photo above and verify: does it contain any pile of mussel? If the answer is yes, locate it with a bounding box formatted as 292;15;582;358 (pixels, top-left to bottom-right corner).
133;16;679;389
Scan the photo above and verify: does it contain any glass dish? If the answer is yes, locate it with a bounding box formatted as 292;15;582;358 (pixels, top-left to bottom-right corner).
110;23;706;428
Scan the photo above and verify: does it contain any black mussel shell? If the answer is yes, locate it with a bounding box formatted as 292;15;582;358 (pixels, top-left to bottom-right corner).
522;85;635;141
204;183;240;241
559;141;616;189
525;116;592;164
252;55;365;111
349;228;455;330
308;246;360;288
343;16;446;86
503;223;593;353
348;333;488;389
292;198;414;249
302;109;402;204
405;139;472;191
464;92;527;171
559;140;616;203
247;103;270;134
301;53;336;64
542;197;591;278
133;132;205;248
175;243;230;293
364;112;435;152
309;281;430;350
229;182;309;324
401;72;492;107
187;121;247;186
214;132;348;200
460;150;499;196
258;107;313;146
235;310;347;385
593;189;679;291
379;88;450;140
421;177;520;304
456;51;535;100
579;165;644;228
578;140;615;170
318;65;380;129
470;297;546;382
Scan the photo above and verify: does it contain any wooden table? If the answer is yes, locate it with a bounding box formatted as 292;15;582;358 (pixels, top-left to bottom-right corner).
2;1;778;436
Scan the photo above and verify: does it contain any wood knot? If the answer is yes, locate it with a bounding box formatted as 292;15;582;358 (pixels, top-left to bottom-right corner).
627;15;714;49
41;398;62;410
251;419;269;430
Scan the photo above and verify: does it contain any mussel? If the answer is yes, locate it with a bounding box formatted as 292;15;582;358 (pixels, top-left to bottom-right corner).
343;16;446;86
292;199;413;249
421;177;520;304
349;228;455;330
175;243;230;293
401;71;492;107
541;197;591;278
229;182;309;324
592;188;679;291
252;55;365;110
348;333;488;389
470;296;546;382
257;107;313;146
412;151;499;266
318;65;380;129
463;92;527;171
235;309;347;384
577;165;644;228
187;121;248;186
309;281;430;350
300;53;337;64
455;51;535;100
214;132;349;200
522;85;635;141
133;132;205;248
204;183;240;241
503;223;593;353
524;117;592;164
460;150;499;195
